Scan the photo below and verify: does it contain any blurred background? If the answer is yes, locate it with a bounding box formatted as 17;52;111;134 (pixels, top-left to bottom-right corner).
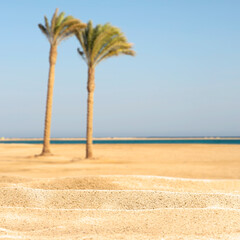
0;0;240;138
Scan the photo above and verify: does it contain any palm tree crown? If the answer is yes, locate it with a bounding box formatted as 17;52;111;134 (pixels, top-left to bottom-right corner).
76;21;135;67
38;8;86;45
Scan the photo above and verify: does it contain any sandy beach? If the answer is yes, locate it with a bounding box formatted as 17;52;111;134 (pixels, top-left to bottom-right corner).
0;144;240;239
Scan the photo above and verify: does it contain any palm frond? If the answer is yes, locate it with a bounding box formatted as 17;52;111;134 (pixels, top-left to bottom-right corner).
61;15;74;24
38;24;51;42
57;22;86;43
55;12;65;28
44;16;50;34
58;22;86;44
76;31;88;64
76;26;91;64
96;48;135;65
94;35;128;63
54;18;85;42
87;21;94;53
51;8;59;34
77;48;87;63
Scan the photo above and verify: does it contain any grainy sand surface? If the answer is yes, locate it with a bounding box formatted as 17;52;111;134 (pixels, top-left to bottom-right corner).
0;144;240;239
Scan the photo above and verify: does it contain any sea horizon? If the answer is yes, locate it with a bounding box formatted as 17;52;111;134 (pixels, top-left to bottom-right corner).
1;137;240;145
1;136;240;140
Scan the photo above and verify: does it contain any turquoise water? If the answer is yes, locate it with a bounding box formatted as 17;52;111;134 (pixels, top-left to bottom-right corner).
0;139;240;144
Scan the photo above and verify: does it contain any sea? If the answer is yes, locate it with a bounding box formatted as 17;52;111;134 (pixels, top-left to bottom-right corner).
0;138;240;144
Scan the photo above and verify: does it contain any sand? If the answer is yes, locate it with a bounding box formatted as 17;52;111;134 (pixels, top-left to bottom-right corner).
0;144;240;239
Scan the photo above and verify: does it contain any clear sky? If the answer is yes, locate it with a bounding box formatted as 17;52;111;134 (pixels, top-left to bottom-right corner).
0;0;240;138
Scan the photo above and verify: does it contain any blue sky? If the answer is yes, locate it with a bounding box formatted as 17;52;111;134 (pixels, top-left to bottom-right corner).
0;0;240;137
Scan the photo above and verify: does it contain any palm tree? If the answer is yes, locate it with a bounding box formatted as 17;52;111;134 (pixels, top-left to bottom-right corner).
75;21;135;159
38;8;86;156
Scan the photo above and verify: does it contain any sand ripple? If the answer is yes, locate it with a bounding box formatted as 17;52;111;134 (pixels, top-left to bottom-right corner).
0;175;240;239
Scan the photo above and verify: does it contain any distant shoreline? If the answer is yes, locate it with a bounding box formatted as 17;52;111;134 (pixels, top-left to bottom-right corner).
1;137;240;141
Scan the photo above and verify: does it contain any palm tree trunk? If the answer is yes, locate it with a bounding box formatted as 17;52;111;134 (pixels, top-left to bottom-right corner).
86;66;95;159
41;45;57;156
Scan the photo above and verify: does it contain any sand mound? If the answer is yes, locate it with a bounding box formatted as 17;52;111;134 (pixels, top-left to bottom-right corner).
1;188;240;210
2;175;239;193
0;175;240;239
